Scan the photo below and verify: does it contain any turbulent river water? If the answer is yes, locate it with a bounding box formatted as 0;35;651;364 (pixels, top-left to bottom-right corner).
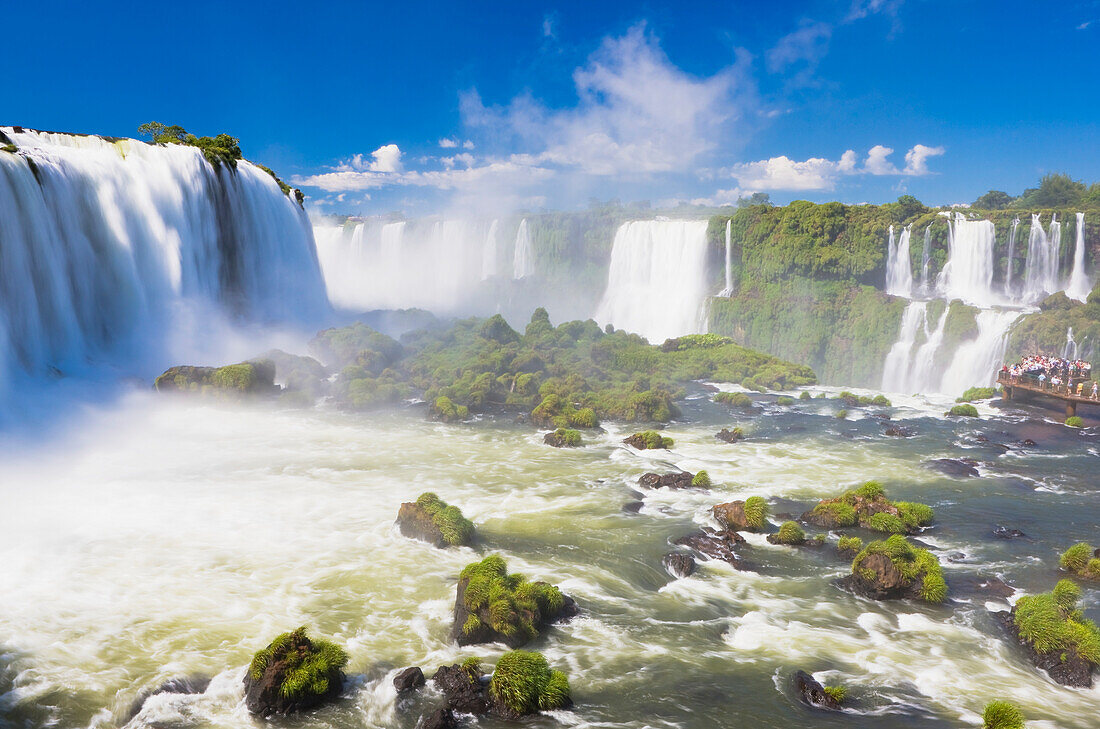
1;386;1097;729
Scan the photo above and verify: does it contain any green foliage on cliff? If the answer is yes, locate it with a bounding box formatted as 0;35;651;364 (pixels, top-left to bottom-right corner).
138;122;242;168
1006;285;1100;366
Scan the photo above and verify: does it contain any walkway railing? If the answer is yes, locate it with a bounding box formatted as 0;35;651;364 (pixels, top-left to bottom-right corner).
997;373;1099;401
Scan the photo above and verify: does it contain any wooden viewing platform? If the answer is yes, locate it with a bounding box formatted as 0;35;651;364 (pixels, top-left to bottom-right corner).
997;373;1099;418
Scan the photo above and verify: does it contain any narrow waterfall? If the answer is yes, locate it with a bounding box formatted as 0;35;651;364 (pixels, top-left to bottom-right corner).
1004;216;1020;297
906;305;952;394
1066;213;1090;301
513;219;535;279
0;127;328;394
939;309;1022;394
1023;213;1062;302
920;224;933;293
481;219;499;280
881;301;928;392
1063;327;1078;360
936;214;997;306
885;224;914;297
594;220;710;344
718;218;734;297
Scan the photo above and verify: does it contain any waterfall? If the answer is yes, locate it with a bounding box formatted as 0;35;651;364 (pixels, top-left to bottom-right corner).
1023;213;1062;303
0;127;328;395
718;218;734;297
936;214;997;306
1063;327;1078;360
594;220;710;343
881;301;928;392
920;224;932;293
885;224;914;297
481;219;499;280
513;219;535;279
1004;216;1020;297
1066;213;1090;301
939;309;1022;394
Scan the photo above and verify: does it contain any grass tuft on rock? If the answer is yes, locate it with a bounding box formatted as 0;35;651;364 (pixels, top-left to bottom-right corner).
837;536;863;553
459;556;564;643
982;700;1024;729
774;521;805;545
626;430;674;449
1066;415;1084;428
1014;579;1100;664
823;685;846;703
852;535;947;603
691;470;712;488
807;482;932;534
248;627;348;699
948;403;979;417
415;492;475;546
957;386;998;403
489;650;571;715
743;496;768;529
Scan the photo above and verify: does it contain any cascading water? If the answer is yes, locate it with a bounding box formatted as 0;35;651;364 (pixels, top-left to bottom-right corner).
885;224;914;297
880;301;928;392
481;219;499;280
939;309;1022;394
1004;216;1020;297
595;220;710;344
1023;213;1062;303
936;214;997;306
513;219;535;279
920;224;933;294
0;127;328;399
1063;327;1078;360
1065;213;1090;301
718;218;734;297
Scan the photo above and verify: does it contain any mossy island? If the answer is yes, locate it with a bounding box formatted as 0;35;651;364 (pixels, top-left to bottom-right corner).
153;360;277;398
1001;579;1100;687
396;492;475;548
623;430;674;450
840;534;947;603
244;627;348;716
1060;542;1100;579
454;555;576;647
767;520;813;546
802;481;933;535
948;403;980;417
712;496;769;532
544;428;583;447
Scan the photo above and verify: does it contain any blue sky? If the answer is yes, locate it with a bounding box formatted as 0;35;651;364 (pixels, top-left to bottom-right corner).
5;0;1099;214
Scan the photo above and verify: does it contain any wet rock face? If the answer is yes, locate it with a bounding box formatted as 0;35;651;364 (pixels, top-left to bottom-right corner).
418;707;458;729
638;472;695;489
673;528;745;566
432;664;487;715
792;671;841;711
128;675;211;720
663;552;696;578
883;425;914;437
925;458;980;478
712;501;752;531
997;612;1095;688
395;502;448;548
394;666;425;694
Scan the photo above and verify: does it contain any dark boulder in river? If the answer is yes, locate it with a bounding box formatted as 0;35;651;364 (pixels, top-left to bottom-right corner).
925;458;979;478
128;675;210;720
395;493;475;548
673;528;745;566
394;666;425;693
663;552;696;578
244;628;346;716
418;707;458;729
431;664;487;715
792;670;841;710
993;526;1028;540
638;471;695;489
716;427;744;443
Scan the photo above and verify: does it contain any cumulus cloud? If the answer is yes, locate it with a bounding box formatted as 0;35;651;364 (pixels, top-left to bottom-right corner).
847;0;904;21
838;149;858;172
864;144;897;175
438;138;458;148
731;154;849;191
343;144;404;173
902;143;944;175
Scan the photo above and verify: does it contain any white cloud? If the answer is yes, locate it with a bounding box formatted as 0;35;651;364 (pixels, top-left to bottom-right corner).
342;144;404;173
865;144;897;175
1079;21;1092;30
291;158;553;193
847;0;903;21
543;15;555;38
441;153;476;169
838;149;858;172
902;143;944;175
766;21;832;72
731;155;844;191
463;140;475;150
438;138;458;148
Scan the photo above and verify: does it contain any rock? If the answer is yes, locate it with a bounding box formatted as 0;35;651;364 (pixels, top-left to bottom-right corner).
244;632;344;716
128;675;211;720
997;611;1095;688
838;552;923;601
543;429;581;447
716;427;744;443
453;574;573;648
638;472;695;490
792;670;841;710
153;360;278;397
673;528;745;566
261;349;329;397
621;501;644;513
883;426;914;437
395;502;448;548
993;526;1028;540
394;666;425;694
926;458;980;478
663;552;696;578
432;664;487;715
712;501;752;531
417;708;458;729
952;574;1015;600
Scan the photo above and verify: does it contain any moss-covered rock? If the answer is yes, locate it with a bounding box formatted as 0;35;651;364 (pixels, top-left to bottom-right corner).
543;428;583;447
948;403;980;417
1003;579;1100;686
488;650;572;718
957;386;997;403
244;627;347;716
1059;542;1100;579
396;493;475;548
153;360;277;397
623;430;674;449
431;396;469;423
712;496;768;532
767;521;807;545
1066;415;1085;428
453;556;575;647
637;471;696;489
982;701;1024;729
716;426;745;443
792;670;842;710
714;391;754;409
841;535;946;602
837;535;863;556
802;482;933;534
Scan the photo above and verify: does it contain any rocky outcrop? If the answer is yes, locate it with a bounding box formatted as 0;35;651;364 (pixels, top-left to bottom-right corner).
840;552;920;600
154;360;277;397
418;707;458;729
396;502;448;548
716;427;744;443
638;472;694;489
926;458;979;478
543;428;582;447
792;671;841;710
993;526;1027;540
838;536;946;603
673;528;745;566
712;497;767;532
395;493;474;548
801;482;933;535
394;666;425;694
244;629;346;716
623;430;673;449
432;664;487;715
997;612;1095;687
663;552;696;578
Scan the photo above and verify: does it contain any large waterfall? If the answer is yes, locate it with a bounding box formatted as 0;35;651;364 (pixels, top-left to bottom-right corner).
1066;212;1090;301
1023;213;1062;303
936;215;997;306
0;127;328;399
885;224;914;297
595;220;710;344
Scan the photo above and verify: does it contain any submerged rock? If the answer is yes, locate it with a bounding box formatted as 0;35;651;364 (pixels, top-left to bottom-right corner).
716;427;744;443
128;675;211;720
993;526;1028;540
673;528;745;566
638;472;695;490
883;425;914;437
394;666;425;694
621;501;644;514
792;671;841;711
663;552;696;578
926;458;980;478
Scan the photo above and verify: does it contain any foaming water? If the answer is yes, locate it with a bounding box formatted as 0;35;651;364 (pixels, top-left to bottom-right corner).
1;393;1098;728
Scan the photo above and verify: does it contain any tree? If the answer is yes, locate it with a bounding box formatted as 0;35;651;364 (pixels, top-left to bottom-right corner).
138;122;187;144
1016;173;1086;208
738;192;772;208
972;190;1013;209
891;194;926;219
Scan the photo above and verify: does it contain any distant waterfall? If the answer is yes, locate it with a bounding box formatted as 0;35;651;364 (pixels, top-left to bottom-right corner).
0;127;328;394
939;309;1021;394
936;214;997;306
314;218;499;311
919;224;933;293
1063;327;1078;360
1004;216;1020;297
481;219;499;280
1023;214;1062;303
513;219;535;279
595;220;710;343
1066;213;1090;301
885;224;914;297
718;218;734;297
881;302;928;392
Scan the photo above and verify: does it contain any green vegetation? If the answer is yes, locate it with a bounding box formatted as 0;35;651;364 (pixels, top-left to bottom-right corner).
867;512;906;535
836;409;848;419
852;535;947;603
948;404;980;417
714;391;754;409
414;492;475;546
822;685;846;704
692;470;712;488
1013;579;1100;664
776;395;795;406
837;536;863;554
1;144;16;154
138;122;242;168
957;386;998;403
489;650;571;715
808;482;933;534
773;521;806;545
973;173;1100;210
432;395;469;423
799;391;812;400
248;627;348;699
626;430;674;449
1060;542;1100;579
459;556;564;644
743;496;768;530
1066;416;1085;428
547;428;583;447
836;391;891;407
153;360;274;397
982;700;1024;729
461;656;482;677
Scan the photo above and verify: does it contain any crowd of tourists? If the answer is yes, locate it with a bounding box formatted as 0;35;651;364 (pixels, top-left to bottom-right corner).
1001;356;1097;398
